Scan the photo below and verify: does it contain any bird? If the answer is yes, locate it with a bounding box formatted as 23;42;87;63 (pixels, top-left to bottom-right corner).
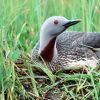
31;16;100;72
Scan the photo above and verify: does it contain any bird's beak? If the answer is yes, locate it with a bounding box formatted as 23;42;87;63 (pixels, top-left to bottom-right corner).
63;19;80;28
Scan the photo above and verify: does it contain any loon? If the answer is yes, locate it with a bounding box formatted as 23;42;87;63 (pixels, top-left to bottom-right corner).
31;16;100;71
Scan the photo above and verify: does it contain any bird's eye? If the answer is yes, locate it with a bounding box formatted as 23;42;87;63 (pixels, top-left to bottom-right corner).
54;20;59;25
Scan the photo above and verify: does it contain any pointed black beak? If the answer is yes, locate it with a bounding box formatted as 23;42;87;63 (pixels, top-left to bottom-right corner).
63;19;80;28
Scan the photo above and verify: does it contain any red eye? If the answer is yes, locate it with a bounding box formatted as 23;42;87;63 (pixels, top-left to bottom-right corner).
54;20;58;25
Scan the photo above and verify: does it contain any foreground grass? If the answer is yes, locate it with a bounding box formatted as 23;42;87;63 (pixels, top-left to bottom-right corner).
0;0;100;99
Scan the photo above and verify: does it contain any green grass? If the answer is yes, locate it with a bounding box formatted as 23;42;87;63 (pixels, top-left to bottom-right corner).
0;0;100;99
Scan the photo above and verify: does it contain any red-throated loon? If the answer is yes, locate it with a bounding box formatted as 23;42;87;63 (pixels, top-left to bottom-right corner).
32;16;100;71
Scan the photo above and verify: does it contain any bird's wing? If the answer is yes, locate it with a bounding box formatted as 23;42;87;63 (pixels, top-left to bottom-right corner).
56;31;84;52
57;31;100;57
72;32;100;59
82;32;100;58
70;32;100;49
82;32;100;48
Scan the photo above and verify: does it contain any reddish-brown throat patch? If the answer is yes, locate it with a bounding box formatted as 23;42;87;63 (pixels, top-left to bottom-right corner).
40;37;56;62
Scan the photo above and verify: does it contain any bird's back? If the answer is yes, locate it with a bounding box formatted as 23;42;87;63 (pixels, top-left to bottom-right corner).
56;31;84;51
57;31;100;51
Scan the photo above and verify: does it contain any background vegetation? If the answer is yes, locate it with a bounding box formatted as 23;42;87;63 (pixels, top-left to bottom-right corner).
0;0;100;99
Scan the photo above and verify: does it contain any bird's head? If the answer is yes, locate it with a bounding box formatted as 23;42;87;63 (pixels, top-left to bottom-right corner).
40;16;80;38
